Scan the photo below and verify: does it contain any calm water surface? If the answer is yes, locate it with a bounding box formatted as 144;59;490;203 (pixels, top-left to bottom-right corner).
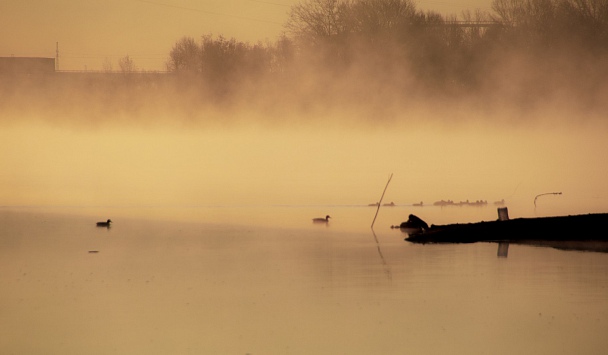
1;206;608;354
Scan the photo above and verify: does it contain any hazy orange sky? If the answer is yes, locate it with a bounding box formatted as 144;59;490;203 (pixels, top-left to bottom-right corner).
1;0;493;71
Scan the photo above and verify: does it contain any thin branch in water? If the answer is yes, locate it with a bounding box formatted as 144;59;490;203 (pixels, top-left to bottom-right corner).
371;173;393;229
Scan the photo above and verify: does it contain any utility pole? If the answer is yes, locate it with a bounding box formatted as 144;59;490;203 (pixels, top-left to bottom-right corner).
56;42;59;71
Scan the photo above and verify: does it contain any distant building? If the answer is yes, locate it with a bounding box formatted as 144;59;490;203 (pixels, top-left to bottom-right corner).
0;57;55;75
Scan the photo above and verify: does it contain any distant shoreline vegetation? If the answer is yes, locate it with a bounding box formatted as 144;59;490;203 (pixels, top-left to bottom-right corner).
2;0;607;124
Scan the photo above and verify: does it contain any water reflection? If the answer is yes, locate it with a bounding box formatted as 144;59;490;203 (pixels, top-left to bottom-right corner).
497;242;510;257
402;232;608;258
504;240;608;254
371;229;391;280
2;209;608;354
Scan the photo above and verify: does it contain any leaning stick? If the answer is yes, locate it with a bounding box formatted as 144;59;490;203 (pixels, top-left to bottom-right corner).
371;173;393;229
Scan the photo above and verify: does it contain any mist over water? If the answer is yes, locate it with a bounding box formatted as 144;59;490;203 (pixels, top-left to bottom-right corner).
2;107;607;227
3;63;608;355
3;3;608;225
3;3;608;353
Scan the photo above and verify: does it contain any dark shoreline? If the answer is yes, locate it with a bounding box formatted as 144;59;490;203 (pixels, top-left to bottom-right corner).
405;213;608;244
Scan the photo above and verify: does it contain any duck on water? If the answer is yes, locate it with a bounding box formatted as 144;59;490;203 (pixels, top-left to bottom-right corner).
96;219;112;227
313;215;331;223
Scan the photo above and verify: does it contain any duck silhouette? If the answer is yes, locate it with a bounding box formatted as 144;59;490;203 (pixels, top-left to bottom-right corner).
312;215;331;223
96;219;112;227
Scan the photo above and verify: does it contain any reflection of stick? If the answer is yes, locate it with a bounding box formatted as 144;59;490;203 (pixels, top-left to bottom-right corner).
371;173;393;229
372;229;392;279
534;192;562;208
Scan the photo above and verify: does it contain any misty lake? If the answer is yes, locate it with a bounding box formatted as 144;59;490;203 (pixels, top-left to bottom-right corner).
2;204;608;355
2;116;608;354
4;0;608;351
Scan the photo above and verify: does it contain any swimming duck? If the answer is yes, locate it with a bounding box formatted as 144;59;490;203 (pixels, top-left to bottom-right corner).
313;215;331;223
96;219;112;227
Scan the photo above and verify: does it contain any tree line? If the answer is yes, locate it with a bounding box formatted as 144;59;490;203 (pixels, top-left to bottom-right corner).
165;0;608;103
5;0;606;122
